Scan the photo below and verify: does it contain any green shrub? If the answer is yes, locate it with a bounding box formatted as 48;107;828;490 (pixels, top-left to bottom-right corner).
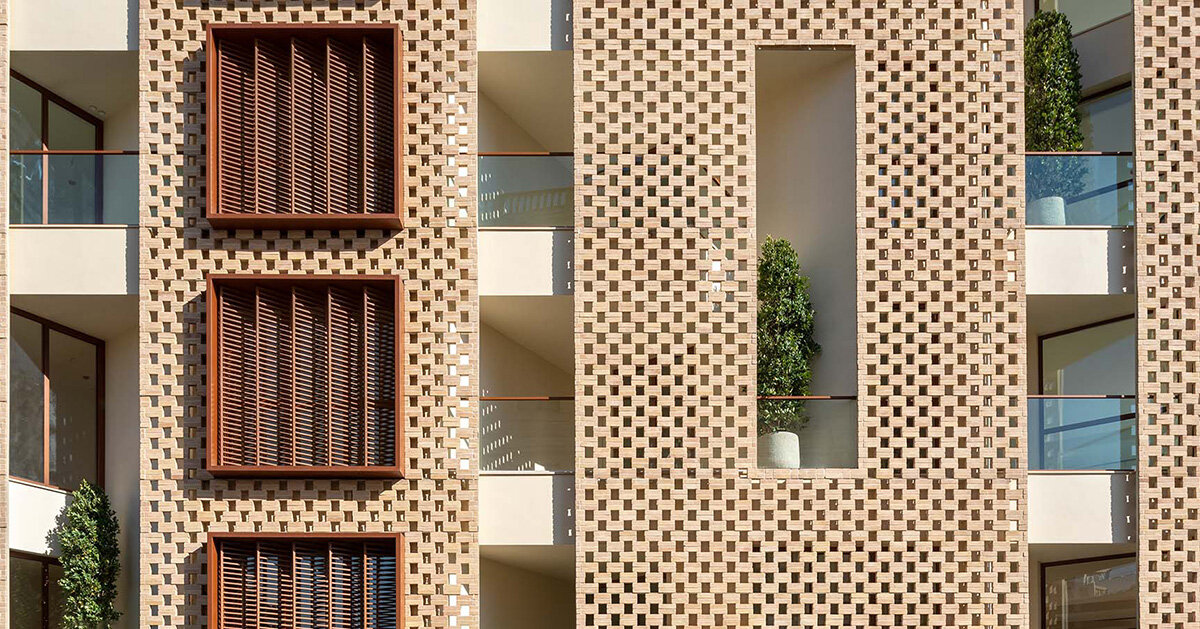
59;481;121;629
1025;11;1086;201
1026;11;1084;152
758;236;821;436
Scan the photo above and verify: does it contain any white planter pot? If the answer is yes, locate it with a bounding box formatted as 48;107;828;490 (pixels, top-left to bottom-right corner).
1028;196;1066;226
757;431;800;469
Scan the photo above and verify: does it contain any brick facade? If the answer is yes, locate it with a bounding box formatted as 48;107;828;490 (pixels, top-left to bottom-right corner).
139;3;477;628
1135;2;1200;628
573;1;1028;626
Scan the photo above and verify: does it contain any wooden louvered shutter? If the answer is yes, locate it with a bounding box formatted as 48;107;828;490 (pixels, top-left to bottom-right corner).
213;536;399;629
208;26;400;228
210;276;401;476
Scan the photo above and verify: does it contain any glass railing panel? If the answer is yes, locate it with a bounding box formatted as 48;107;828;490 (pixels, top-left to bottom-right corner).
1026;153;1134;227
479;154;573;227
1039;0;1130;35
756;397;857;469
8;152;138;225
1029;396;1136;471
480;397;574;472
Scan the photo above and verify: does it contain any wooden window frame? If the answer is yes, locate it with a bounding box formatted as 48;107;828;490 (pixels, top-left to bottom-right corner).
205;23;403;230
206;274;404;478
207;532;404;629
10;307;105;491
10;550;62;629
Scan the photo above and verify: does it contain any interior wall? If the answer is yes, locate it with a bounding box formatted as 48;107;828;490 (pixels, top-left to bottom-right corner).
480;557;573;629
755;49;857;396
480;92;546;153
104;328;138;628
481;322;571;396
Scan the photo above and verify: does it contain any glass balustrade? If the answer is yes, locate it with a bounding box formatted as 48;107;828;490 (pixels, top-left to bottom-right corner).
480;397;574;472
1026;153;1134;227
479;154;572;227
756;396;857;469
9;152;138;225
1029;396;1136;471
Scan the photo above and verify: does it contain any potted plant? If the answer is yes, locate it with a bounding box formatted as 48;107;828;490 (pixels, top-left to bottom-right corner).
758;236;821;468
59;481;121;629
1025;10;1085;225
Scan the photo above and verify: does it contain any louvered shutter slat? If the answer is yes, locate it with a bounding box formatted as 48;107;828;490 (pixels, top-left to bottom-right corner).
253;38;293;215
328;286;365;466
216;38;254;216
256;287;293;466
218;285;256;466
362;36;394;215
364;286;395;466
291;36;328;215
326;37;365;215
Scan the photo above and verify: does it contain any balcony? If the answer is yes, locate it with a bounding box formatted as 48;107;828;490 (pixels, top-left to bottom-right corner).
1029;396;1135;472
8;57;139;296
1026;153;1133;295
479;154;574;296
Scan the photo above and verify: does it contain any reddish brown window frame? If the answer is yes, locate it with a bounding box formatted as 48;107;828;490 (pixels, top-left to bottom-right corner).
9;307;105;491
206;274;404;478
205;23;403;230
207;532;404;629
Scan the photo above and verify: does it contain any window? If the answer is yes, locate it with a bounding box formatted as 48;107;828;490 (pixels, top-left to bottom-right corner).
8;72;137;225
206;24;402;229
1080;86;1133;153
1042;554;1136;628
207;275;402;477
10;552;65;629
208;534;401;629
8;308;103;490
1038;0;1131;35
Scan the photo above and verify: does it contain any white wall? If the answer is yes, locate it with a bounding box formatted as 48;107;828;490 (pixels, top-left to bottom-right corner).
480;93;548;153
480;473;575;545
7;481;71;555
1026;228;1133;295
756;49;857;397
9;226;137;295
477;0;571;51
1028;471;1135;544
11;0;136;51
480;229;574;296
105;329;140;626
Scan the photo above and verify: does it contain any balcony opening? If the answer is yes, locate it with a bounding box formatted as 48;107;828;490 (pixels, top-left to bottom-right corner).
8;52;137;226
479;51;573;296
480;296;573;473
1028;296;1135;472
8;294;140;624
481;546;574;629
754;47;857;469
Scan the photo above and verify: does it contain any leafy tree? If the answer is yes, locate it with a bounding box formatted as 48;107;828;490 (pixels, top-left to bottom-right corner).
1026;11;1086;200
59;481;121;629
758;236;821;436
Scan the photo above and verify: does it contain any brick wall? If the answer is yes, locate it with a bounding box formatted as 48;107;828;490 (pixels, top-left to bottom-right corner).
573;1;1028;626
138;3;478;628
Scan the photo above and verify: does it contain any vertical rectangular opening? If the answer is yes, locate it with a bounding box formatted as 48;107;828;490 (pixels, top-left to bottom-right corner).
755;47;857;469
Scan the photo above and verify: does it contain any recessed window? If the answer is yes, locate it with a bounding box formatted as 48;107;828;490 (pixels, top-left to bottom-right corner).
207;275;402;477
8;308;103;490
209;534;401;629
206;25;401;229
9;552;65;629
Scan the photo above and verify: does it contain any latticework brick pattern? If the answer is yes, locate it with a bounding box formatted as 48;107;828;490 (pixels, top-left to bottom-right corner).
574;1;1027;627
0;1;11;627
1135;2;1200;627
140;3;476;629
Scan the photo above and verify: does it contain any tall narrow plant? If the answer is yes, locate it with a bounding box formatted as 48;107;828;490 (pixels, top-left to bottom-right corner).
758;236;821;436
1025;11;1084;152
1025;11;1086;202
60;480;121;629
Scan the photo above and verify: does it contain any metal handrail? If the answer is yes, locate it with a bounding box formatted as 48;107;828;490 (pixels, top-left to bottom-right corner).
479;151;573;157
10;149;138;155
757;395;857;400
